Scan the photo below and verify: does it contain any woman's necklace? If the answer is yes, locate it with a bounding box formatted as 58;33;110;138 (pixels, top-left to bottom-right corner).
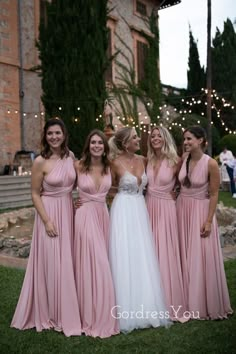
123;153;136;169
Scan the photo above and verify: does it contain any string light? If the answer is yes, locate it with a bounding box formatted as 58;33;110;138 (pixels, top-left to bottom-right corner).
1;88;235;134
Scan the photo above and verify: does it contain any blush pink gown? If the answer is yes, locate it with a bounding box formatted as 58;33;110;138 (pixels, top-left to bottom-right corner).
74;170;119;338
177;154;233;319
146;159;187;322
11;157;81;336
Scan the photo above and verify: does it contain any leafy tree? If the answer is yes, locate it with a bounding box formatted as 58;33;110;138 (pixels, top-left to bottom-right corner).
167;114;220;156
219;135;236;154
37;0;109;157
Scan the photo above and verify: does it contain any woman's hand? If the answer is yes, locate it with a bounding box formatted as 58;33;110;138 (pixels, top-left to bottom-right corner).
200;221;212;238
74;198;83;209
45;220;58;237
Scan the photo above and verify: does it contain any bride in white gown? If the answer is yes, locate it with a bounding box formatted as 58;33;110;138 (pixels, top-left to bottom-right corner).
109;127;171;333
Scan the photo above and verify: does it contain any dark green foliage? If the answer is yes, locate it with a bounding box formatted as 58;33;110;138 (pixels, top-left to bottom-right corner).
219;135;236;154
36;0;109;157
187;29;206;96
212;19;236;133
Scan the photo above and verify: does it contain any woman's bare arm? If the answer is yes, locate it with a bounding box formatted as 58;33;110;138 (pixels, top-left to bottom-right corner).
31;157;58;237
200;158;220;237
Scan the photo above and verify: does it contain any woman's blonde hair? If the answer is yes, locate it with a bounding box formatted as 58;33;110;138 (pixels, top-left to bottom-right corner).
109;127;134;160
147;126;178;166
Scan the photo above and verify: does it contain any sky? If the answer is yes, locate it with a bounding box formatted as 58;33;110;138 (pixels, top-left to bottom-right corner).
159;0;235;89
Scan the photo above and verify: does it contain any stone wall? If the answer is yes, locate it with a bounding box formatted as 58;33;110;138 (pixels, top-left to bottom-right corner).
0;202;235;258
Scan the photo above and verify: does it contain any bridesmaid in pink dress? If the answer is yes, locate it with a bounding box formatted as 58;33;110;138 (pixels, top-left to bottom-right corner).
74;129;119;338
146;126;187;322
177;126;233;319
11;118;81;336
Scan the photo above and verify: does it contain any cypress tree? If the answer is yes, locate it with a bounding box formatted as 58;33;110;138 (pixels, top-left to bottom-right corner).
187;29;206;95
212;19;236;132
37;0;108;157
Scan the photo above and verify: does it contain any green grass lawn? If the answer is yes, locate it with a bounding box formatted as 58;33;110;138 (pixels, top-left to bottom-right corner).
0;260;236;354
219;191;236;208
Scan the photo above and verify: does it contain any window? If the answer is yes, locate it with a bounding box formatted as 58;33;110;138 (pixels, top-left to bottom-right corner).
136;1;147;16
136;40;148;83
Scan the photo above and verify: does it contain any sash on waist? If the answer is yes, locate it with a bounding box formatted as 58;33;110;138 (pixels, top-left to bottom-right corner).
41;185;73;198
147;187;173;200
179;190;208;200
78;188;106;204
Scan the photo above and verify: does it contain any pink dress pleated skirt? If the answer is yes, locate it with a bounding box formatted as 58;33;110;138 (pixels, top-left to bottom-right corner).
177;154;233;319
11;157;81;336
74;171;119;338
146;159;187;322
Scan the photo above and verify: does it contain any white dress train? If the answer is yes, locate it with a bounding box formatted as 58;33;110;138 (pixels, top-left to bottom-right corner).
109;170;171;333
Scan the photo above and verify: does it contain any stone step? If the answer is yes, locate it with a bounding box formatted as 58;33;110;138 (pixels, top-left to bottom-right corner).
0;199;33;209
0;193;31;203
0;188;31;198
0;176;31;186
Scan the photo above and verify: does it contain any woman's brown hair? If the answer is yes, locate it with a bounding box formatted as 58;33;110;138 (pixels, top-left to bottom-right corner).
41;118;69;159
183;125;207;188
80;129;110;174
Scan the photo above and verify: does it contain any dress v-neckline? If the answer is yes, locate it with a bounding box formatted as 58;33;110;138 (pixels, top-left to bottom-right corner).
88;173;104;193
151;159;164;184
188;154;204;177
124;170;145;188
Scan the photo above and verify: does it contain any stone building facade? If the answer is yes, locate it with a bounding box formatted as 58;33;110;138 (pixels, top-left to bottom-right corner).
0;0;180;172
0;0;43;172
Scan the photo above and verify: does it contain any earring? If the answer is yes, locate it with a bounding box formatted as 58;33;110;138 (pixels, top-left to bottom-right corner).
103;152;106;157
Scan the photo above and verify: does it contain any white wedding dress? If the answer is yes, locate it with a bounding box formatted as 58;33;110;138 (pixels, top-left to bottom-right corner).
109;170;171;333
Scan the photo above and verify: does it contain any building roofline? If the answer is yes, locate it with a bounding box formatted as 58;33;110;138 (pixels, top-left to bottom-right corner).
158;0;181;10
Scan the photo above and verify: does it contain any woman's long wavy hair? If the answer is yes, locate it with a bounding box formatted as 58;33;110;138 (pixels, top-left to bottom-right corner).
109;127;134;160
147;126;178;167
41;118;69;159
80;129;110;175
183;125;207;188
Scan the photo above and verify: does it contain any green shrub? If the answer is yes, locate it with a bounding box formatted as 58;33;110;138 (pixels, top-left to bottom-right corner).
219;135;236;154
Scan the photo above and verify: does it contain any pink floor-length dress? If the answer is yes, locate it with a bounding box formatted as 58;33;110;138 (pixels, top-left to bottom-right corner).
146;159;187;321
74;170;119;338
177;154;233;319
11;157;81;336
